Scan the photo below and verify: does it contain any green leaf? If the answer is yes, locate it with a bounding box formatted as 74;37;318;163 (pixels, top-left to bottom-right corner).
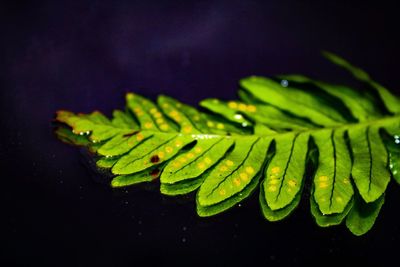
346;194;385;236
160;137;234;194
280;75;383;121
240;76;348;126
312;129;353;215
322;51;400;114
348;125;390;202
262;133;309;211
197;137;272;216
260;184;302;222
54;53;400;236
310;190;353;227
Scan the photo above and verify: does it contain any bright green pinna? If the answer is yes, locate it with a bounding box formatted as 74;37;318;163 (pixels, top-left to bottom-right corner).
54;52;400;236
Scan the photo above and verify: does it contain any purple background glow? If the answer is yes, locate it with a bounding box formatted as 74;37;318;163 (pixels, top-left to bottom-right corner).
2;1;400;266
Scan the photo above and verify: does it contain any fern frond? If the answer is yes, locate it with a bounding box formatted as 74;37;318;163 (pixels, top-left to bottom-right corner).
54;52;400;236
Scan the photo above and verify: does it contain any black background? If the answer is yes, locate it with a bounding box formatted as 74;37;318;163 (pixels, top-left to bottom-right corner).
2;1;400;266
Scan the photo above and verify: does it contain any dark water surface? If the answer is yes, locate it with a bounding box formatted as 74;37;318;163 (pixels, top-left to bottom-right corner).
2;1;400;266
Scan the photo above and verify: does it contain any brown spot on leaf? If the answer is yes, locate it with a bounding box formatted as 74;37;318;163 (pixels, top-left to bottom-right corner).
150;155;160;163
150;168;160;179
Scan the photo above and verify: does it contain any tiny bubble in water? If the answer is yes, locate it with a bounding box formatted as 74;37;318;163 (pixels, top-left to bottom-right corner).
281;80;289;87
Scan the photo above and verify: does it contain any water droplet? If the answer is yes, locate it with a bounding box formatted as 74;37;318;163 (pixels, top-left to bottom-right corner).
395;139;400;144
234;114;243;120
281;80;289;87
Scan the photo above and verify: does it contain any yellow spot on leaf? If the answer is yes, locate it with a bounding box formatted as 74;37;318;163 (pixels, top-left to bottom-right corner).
225;160;234;166
343;178;350;184
160;124;169;131
186;153;194;159
172;161;181;168
219;165;228;171
228;101;238;109
149;108;157;114
193;115;200;121
154;112;162;118
165;146;173;153
204;157;212;164
238;103;247;111
268;185;277;192
197;162;205;169
319;182;328;189
195;147;202;153
271;166;281;174
207;121;215;127
144;122;153;129
175;140;183;147
288;179;297;187
183;125;192;133
169;110;179;117
158;151;165;159
269;179;279;185
247;105;257;112
156;118;164;124
245;166;254;174
219;189;226;196
216;123;225;129
233;177;241;186
336;196;343;203
319;175;329;182
239;172;249;181
136;133;144;141
179;157;187;163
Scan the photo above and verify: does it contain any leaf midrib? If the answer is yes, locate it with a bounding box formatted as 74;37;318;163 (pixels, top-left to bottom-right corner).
132;115;400;140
